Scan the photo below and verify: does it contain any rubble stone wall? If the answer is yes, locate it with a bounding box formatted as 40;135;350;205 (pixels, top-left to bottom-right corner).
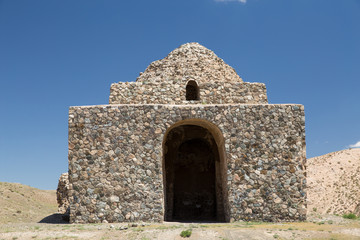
57;172;70;214
68;103;306;223
109;81;267;104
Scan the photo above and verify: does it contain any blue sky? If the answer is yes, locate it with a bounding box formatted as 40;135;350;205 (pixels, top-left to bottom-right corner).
0;0;359;190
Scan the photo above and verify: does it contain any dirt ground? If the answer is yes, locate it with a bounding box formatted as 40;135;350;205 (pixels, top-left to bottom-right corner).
1;213;360;240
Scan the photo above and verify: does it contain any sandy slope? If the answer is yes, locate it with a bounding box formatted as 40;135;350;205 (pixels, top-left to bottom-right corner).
0;182;57;224
307;148;360;215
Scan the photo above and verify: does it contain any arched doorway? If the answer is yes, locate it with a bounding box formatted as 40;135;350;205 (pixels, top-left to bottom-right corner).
163;119;229;222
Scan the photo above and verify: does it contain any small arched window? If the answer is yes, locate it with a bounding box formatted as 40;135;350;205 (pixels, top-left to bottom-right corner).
186;80;199;101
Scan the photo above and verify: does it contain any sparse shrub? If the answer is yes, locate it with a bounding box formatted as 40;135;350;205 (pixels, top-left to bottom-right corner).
273;234;279;239
180;229;192;238
313;208;317;212
343;213;357;219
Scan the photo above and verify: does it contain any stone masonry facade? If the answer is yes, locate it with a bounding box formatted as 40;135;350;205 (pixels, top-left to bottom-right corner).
110;81;267;105
68;43;306;223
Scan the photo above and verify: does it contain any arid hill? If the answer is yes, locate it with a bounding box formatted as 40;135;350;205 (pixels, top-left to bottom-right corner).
0;182;57;224
307;148;360;215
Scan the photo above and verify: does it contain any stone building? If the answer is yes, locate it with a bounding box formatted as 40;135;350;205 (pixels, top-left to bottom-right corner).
68;43;306;223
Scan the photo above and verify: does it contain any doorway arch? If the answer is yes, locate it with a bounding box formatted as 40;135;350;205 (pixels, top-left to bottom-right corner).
162;119;229;222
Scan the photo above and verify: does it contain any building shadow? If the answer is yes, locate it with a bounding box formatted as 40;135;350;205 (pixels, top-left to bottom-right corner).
38;213;69;224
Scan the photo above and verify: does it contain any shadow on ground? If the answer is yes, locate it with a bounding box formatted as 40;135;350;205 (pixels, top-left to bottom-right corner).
39;213;69;224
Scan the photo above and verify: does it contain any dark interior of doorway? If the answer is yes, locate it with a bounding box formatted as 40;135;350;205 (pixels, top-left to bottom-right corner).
164;124;225;222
